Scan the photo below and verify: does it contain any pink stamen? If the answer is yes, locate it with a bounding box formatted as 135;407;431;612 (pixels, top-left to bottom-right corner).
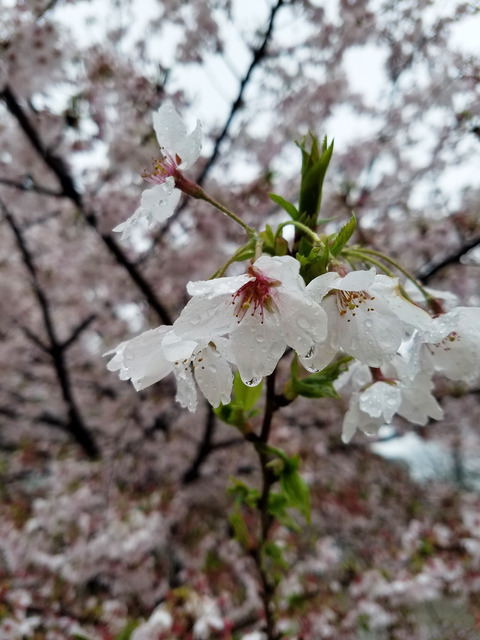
232;266;281;324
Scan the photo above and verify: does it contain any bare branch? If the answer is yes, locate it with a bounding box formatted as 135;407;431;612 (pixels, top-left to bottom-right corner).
1;197;100;459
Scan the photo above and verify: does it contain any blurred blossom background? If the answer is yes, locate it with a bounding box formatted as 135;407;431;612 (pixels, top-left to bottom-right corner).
1;0;480;638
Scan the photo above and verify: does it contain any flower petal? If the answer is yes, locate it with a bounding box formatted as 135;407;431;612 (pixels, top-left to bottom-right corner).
153;101;201;169
194;346;234;407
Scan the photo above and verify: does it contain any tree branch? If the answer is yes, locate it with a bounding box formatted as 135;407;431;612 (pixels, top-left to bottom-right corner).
195;0;285;186
1;198;99;459
0;85;172;325
418;235;480;283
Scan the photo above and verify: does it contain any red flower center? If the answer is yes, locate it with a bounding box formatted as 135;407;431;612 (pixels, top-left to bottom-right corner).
232;266;281;324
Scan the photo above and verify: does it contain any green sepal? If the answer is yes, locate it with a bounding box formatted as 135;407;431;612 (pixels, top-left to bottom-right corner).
329;213;356;257
269;193;299;221
285;355;352;400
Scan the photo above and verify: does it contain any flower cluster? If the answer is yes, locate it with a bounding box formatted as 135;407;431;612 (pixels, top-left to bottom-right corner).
108;103;480;442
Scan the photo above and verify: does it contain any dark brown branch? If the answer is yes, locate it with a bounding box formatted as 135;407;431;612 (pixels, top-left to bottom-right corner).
60;313;97;350
1;198;99;459
0;85;172;325
418;235;480;283
182;404;217;484
195;0;285;186
0;176;64;197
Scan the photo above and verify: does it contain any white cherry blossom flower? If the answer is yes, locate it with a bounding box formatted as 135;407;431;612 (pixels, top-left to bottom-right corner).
114;101;202;239
173;255;328;385
105;326;233;411
304;268;433;370
421;307;480;383
340;355;442;443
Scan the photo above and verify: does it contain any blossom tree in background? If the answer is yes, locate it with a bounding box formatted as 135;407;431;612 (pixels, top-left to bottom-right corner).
1;0;480;638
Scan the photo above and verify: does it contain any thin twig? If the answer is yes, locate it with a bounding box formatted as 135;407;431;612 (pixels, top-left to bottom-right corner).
1;197;99;459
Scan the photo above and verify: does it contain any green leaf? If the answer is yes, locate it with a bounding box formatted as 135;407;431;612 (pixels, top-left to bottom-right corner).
229;504;251;549
279;460;311;523
262;540;289;572
227;477;260;508
115;620;140;640
296;134;334;227
233;371;263;411
329;213;356;257
269;193;299;220
267;491;299;530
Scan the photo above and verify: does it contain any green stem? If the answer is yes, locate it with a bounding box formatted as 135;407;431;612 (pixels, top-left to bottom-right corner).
210;242;255;278
277;220;321;244
349;247;434;302
199;191;255;236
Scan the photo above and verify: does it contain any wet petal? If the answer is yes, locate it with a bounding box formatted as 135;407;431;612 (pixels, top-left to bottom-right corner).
174;365;198;412
253;255;305;291
276;290;328;357
186;274;252;299
359;381;401;422
152;102;202;170
230;312;285;384
194;346;234;407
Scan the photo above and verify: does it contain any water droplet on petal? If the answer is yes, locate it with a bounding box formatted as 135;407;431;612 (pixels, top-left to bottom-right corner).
245;377;262;387
297;316;310;330
304;363;320;373
190;317;201;325
365;319;373;329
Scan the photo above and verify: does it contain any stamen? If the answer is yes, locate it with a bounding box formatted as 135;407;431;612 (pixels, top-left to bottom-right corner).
232;266;281;324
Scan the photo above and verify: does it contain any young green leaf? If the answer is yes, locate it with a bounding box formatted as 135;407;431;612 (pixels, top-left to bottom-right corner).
269;193;299;220
329;213;356;257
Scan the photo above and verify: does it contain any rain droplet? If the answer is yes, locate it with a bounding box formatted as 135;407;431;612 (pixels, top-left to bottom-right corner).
245;377;262;387
303;345;316;359
190;317;201;325
297;316;310;330
304;363;320;373
364;319;373;329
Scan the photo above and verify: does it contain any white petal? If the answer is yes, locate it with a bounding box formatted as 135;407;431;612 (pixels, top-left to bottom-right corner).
230;312;285;384
306;272;340;301
335;268;376;292
173;365;198;412
427;307;480;382
194;346;234;407
275;290;328;357
372;276;432;331
300;341;338;373
106;326;173;391
253;255;305;291
322;294;403;367
152;102;202;169
114;183;180;239
173;295;234;340
359;382;401;422
186;274;252;299
161;330;198;362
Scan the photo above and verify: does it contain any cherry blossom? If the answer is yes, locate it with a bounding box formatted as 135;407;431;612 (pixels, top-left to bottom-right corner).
303;268;433;370
340;355;443;443
105;326;233;411
421;307;480;383
114;101;202;239
173;255;328;385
